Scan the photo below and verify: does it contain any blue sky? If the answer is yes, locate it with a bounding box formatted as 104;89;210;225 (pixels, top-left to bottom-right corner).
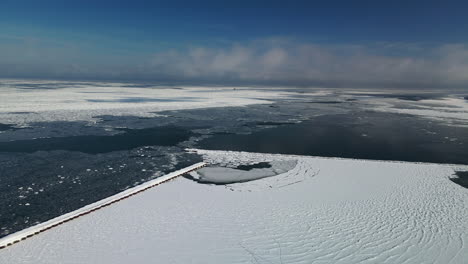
1;0;468;88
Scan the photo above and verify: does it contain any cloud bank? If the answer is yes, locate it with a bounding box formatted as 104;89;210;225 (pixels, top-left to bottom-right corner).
1;38;468;88
145;41;468;88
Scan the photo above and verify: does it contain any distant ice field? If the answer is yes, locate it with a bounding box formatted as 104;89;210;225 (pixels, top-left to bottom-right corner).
0;79;293;126
1;79;468;239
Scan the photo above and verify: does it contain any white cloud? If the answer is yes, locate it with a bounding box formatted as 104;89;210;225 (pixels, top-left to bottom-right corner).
1;37;468;88
144;41;468;88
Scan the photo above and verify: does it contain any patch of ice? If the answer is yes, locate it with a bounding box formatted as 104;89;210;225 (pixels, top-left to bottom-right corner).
368;97;468;127
189;160;297;184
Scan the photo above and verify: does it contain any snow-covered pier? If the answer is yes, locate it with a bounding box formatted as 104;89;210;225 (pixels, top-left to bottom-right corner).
0;162;206;249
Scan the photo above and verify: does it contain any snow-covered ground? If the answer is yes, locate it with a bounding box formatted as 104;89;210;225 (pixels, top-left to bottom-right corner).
1;150;467;264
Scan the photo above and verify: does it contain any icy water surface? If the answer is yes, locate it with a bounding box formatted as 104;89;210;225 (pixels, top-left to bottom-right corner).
200;111;468;165
0;126;194;154
0;124;17;131
0;148;201;237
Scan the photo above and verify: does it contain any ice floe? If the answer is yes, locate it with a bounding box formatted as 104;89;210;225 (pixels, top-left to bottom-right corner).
367;96;468;127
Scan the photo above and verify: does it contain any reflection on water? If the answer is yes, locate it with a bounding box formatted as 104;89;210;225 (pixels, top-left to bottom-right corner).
200;112;468;165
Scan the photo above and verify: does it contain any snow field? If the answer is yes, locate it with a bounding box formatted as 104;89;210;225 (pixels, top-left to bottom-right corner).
1;150;467;263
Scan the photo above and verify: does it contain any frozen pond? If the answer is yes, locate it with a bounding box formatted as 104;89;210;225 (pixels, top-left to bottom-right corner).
185;160;297;184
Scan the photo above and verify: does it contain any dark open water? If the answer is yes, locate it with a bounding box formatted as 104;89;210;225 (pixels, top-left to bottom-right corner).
200;112;468;165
